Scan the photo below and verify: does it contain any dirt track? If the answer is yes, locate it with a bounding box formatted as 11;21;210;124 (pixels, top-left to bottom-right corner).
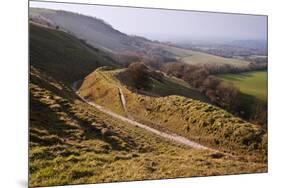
73;81;212;150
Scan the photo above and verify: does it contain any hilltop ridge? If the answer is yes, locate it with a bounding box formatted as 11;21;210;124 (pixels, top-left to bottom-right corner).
79;67;267;161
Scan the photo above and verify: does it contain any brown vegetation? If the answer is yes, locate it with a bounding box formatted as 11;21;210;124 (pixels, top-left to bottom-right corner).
124;62;152;90
160;62;267;126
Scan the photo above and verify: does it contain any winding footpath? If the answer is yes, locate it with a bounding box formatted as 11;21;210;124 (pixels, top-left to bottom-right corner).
72;81;213;150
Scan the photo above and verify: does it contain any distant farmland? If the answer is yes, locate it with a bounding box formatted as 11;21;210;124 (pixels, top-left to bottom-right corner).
218;70;267;102
152;43;250;66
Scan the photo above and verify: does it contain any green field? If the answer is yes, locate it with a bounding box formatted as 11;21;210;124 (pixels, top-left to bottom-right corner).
151;43;250;66
218;71;267;102
142;73;210;102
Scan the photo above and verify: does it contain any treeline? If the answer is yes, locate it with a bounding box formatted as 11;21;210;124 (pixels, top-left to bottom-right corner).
194;62;267;75
113;49;178;69
160;63;240;110
114;50;267;126
160;62;267;126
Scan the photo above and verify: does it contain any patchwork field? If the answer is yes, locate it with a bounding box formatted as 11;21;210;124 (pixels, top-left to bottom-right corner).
218;71;267;102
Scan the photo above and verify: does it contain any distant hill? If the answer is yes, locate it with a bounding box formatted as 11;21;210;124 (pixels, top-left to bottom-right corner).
153;43;250;66
230;40;267;52
30;8;150;53
30;8;251;68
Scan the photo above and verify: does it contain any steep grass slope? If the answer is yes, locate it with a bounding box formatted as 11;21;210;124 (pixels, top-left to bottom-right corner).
30;23;119;85
79;68;267;161
30;68;266;187
29;23;266;187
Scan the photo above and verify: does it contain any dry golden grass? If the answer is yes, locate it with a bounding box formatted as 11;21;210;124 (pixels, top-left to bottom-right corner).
29;24;267;187
79;68;267;162
30;66;267;187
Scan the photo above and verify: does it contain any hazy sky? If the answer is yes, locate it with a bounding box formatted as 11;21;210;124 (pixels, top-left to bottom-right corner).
30;1;267;42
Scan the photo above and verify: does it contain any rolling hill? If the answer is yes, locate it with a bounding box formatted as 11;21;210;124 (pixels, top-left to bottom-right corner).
30;8;149;53
79;67;267;161
30;8;251;68
29;21;267;187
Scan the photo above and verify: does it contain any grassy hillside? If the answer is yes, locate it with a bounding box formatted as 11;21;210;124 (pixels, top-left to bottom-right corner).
30;68;266;187
30;23;118;85
29;35;267;188
218;71;267;102
29;8;188;66
29;23;267;187
79;67;209;112
79;68;267;161
117;68;209;102
30;8;252;69
30;8;148;53
149;76;209;102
